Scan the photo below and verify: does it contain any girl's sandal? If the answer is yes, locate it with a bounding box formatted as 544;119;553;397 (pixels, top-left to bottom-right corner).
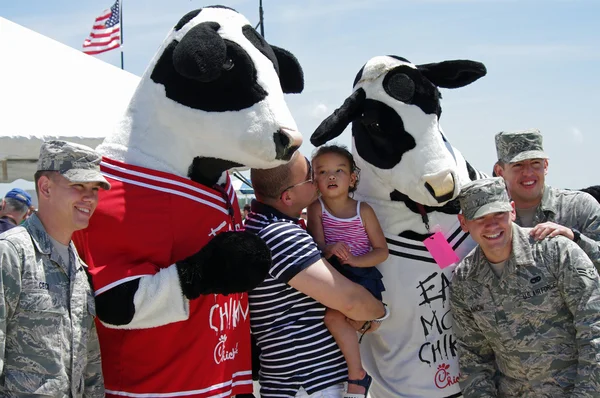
343;373;372;398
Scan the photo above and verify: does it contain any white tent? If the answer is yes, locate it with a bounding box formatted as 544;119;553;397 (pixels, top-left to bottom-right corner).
0;17;140;184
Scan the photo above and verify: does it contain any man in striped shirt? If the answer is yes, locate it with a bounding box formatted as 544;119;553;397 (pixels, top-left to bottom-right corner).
246;152;387;397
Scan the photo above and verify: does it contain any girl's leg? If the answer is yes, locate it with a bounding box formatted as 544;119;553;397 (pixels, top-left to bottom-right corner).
324;308;367;394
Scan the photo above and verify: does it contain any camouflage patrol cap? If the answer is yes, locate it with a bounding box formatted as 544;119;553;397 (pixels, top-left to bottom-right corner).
495;128;548;164
37;140;110;190
459;177;512;220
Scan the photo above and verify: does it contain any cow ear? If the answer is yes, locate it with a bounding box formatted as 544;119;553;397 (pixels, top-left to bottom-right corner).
271;45;304;94
417;60;487;89
311;88;366;146
173;22;226;83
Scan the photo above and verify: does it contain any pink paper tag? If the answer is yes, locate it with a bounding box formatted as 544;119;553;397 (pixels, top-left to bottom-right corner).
423;231;460;269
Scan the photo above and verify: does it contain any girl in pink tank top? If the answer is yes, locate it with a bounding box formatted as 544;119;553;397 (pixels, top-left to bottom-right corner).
307;145;389;397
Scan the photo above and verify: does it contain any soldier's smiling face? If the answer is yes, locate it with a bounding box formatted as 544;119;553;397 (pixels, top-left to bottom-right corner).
459;206;516;263
495;158;548;208
46;174;101;233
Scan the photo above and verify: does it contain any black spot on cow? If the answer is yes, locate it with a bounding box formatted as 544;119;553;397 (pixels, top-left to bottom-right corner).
353;100;416;169
242;25;279;74
151;23;268;112
383;65;441;117
353;65;365;87
174;9;202;31
387;55;410;64
465;160;478;181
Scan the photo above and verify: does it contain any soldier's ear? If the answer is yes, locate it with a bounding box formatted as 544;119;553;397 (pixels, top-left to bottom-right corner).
458;214;468;232
38;175;52;199
509;202;516;221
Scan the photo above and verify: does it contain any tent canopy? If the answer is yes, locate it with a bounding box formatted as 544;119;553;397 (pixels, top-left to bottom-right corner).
0;17;140;183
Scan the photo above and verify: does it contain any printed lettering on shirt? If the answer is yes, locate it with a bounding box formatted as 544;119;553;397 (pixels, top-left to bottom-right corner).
416;271;460;389
522;281;558;299
208;295;249;365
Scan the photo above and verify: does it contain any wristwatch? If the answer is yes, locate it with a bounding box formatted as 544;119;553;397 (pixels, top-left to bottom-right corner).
571;228;581;243
372;303;390;324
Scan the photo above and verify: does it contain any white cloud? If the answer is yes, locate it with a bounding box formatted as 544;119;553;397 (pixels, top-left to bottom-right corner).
570;127;584;144
311;103;329;119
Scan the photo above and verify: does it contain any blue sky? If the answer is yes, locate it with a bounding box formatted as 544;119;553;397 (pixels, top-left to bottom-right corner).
3;0;599;189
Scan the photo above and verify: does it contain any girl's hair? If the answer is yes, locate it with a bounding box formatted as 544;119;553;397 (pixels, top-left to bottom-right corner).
312;144;361;193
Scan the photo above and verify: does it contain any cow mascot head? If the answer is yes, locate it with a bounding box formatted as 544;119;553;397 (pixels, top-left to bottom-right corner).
73;6;303;397
310;55;487;397
312;55;487;234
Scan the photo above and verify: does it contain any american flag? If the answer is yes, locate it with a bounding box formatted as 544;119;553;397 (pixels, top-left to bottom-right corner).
82;0;121;55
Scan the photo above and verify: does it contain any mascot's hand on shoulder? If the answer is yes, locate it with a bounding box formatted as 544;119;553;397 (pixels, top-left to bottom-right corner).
177;231;271;299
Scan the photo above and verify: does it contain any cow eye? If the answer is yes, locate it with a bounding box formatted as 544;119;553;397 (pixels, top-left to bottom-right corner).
384;73;415;102
223;58;234;71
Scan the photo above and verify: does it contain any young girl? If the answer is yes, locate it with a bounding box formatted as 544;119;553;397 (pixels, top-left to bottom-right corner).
307;144;389;397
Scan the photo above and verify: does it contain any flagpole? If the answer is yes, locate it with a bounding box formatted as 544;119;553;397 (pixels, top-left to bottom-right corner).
119;0;124;70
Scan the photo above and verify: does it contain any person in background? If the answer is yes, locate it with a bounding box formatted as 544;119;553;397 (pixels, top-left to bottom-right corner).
0;140;108;396
242;203;251;225
451;177;600;397
300;207;308;221
494;129;600;270
0;188;33;233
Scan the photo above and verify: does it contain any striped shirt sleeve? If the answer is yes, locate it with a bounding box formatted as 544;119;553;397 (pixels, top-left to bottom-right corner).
258;222;322;283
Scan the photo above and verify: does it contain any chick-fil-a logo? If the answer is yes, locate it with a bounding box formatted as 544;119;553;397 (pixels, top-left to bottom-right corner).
434;363;460;389
214;335;239;365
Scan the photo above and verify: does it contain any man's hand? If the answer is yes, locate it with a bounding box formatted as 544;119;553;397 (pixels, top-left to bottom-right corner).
530;221;575;241
325;242;351;261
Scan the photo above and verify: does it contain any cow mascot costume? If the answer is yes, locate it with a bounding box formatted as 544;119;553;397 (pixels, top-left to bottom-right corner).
74;6;303;398
311;55;487;397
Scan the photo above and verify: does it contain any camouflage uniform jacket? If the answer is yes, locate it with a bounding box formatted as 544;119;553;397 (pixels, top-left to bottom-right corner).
450;224;600;397
516;185;600;271
0;214;104;397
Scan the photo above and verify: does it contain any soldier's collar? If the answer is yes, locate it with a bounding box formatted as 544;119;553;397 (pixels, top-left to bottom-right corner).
509;224;535;268
25;213;76;256
23;214;52;255
538;185;558;215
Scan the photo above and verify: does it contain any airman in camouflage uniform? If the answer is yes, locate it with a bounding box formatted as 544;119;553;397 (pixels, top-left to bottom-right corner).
494;129;600;271
451;177;600;397
0;140;109;397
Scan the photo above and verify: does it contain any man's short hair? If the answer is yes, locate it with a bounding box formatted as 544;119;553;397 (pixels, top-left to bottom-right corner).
251;155;298;200
243;204;251;212
34;170;58;195
1;197;29;217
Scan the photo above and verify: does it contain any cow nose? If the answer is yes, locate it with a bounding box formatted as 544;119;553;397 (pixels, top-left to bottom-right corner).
274;128;302;161
424;172;456;203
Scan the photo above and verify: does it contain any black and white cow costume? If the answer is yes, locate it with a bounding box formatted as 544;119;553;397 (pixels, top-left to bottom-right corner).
73;6;303;398
312;55;487;398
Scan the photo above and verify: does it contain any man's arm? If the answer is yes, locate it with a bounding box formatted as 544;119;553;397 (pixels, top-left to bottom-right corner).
530;193;600;270
450;277;497;398
83;321;105;397
575;193;600;270
288;257;385;321
0;241;22;375
554;238;600;397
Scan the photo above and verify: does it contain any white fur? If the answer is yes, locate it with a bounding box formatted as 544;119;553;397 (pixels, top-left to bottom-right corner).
100;265;190;330
98;7;301;176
